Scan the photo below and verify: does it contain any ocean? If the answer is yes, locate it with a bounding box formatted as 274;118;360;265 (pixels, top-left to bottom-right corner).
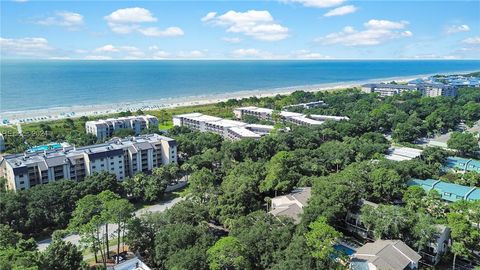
1;60;479;113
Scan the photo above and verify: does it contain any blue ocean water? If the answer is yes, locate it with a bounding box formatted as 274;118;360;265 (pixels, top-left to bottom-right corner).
1;60;479;112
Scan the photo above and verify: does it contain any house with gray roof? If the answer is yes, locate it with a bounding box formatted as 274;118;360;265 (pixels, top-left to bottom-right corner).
269;187;311;223
351;240;421;270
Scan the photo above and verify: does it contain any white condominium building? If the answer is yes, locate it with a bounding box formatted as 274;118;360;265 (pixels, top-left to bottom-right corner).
417;83;457;97
0;134;177;191
361;83;418;97
172;113;274;140
233;106;348;126
362;82;457;97
0;133;5;152
85;115;159;140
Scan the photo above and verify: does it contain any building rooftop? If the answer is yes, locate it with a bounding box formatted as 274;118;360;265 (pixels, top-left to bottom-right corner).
444;156;480;173
352;240;421;270
107;258;152;270
362;83;418;90
407;178;480;202
289;116;324;125
211;119;246;128
269;187;311;223
228;127;261;138
385;146;423;162
279;111;304;118
309;114;350;121
3;134;173;170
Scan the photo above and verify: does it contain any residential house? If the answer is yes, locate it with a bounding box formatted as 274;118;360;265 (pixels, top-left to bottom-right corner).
269;187;311;224
351;240;421;270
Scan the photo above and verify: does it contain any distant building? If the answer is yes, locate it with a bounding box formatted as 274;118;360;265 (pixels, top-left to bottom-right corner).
269;187;311;224
0;134;176;191
233;106;347;126
0;133;5;152
108;257;151;270
351;240;421;270
407;178;480;202
86;115;159;140
444;156;480;173
361;83;418;97
417;83;457;97
282;100;326;110
172;113;274;140
385;146;423;161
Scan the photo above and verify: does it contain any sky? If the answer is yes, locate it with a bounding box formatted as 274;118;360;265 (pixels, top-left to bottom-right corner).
1;0;479;60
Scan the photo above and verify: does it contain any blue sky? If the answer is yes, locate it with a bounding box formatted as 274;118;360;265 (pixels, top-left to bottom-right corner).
1;0;479;59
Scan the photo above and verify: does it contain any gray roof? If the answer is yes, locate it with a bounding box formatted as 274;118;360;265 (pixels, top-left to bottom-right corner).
290;187;311;206
354;240;421;270
269;204;303;223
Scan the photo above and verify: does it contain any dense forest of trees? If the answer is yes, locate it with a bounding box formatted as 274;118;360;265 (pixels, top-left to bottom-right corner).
1;86;479;269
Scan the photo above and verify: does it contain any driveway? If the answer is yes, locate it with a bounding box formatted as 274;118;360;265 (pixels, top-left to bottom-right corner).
37;196;185;251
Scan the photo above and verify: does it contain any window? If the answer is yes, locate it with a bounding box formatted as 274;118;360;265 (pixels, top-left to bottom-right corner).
111;162;114;165
101;164;104;167
19;181;24;185
19;174;24;177
100;158;104;161
111;168;114;171
92;165;96;169
110;157;114;160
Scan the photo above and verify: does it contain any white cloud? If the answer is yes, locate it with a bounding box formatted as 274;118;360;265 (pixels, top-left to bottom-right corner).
36;11;84;30
104;7;157;24
462;36;480;45
104;7;156;34
446;24;470;34
201;12;217;22
138;26;184;37
292;49;330;59
315;19;412;46
232;48;262;57
222;37;242;43
202;10;289;41
84;55;113;60
178;50;206;58
149;46;171;59
104;7;183;38
281;0;345;8
94;44;119;53
324;5;357;17
0;37;53;56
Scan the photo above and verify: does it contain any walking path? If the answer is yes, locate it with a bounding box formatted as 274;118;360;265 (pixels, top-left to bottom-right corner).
37;177;188;251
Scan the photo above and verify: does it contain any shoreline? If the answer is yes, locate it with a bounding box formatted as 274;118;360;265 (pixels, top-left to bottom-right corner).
1;69;478;125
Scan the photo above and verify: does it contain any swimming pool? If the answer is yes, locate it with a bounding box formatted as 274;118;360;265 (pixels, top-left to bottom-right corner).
334;244;356;256
27;143;63;153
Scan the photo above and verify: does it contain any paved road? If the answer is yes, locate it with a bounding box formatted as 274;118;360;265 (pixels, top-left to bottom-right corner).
37;196;184;251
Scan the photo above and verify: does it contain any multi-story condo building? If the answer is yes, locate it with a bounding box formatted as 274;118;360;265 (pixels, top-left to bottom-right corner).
361;83;418;97
0;134;177;191
282;100;326;110
233;106;348;126
85;115;159;140
417;83;457;97
362;82;457;97
172;113;275;140
0;133;5;152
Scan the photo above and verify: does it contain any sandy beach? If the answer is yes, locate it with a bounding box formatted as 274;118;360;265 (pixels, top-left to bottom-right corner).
0;71;474;126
